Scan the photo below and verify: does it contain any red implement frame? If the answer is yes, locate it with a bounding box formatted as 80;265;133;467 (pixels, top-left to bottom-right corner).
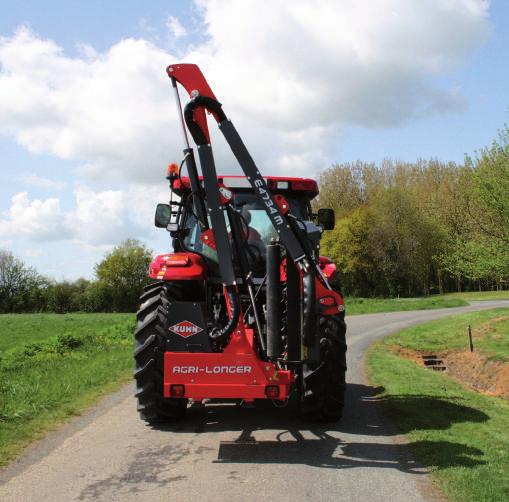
164;324;292;401
167;63;221;144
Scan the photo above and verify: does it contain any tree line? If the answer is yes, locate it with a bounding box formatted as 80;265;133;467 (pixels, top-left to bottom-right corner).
317;126;509;297
1;126;507;312
0;239;152;313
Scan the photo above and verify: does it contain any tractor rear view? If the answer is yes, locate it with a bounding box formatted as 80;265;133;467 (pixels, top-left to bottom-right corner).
134;64;346;422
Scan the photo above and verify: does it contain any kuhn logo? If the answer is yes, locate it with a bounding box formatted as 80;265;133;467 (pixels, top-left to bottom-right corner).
169;320;203;338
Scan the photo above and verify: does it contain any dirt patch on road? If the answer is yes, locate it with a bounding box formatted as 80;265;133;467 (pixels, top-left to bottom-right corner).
390;346;509;400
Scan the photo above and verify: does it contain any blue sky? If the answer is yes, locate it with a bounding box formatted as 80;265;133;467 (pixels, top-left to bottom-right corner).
0;1;507;280
337;1;509;164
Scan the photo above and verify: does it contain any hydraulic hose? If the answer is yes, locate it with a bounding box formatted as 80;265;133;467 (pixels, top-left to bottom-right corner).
302;268;317;347
209;285;241;344
184;95;226;145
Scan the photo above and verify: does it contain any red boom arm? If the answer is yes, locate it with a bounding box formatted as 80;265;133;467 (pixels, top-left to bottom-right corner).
167;63;221;144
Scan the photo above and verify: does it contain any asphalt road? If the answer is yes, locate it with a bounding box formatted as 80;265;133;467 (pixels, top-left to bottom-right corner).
1;300;507;502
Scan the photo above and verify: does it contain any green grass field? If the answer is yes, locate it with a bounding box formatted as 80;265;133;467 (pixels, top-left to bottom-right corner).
346;296;467;315
346;290;509;315
0;313;133;351
367;309;509;502
441;290;509;302
0;313;134;467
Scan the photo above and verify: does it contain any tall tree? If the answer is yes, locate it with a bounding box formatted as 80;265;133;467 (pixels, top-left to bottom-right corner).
95;239;152;311
466;125;509;244
0;250;46;312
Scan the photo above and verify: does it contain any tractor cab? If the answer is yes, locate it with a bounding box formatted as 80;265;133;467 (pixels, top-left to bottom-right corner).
155;175;334;278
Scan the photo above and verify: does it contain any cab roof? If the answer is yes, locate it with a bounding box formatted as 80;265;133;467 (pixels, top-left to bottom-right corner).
172;175;319;198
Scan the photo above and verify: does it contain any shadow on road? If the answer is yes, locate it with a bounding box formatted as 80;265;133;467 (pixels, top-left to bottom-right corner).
149;383;487;473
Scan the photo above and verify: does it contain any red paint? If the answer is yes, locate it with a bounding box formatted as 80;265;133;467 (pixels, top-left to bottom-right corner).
170;384;185;397
167;63;218;143
200;229;217;250
274;194;290;215
319;256;337;280
316;277;345;315
164;319;291;400
148;252;207;280
219;186;233;205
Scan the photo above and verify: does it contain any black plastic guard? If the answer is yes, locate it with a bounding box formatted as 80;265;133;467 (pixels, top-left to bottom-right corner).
164;301;213;352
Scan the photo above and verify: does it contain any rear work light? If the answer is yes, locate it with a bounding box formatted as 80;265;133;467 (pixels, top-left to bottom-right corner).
265;385;280;399
165;255;190;267
170;384;186;397
291;179;318;192
222;177;252;188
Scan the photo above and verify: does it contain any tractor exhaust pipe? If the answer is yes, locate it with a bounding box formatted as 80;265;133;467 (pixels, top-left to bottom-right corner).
266;241;282;359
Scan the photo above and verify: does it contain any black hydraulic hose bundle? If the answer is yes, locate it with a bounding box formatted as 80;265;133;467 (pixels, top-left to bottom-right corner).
208;285;240;344
184;96;226;145
182;147;208;229
302;270;317;348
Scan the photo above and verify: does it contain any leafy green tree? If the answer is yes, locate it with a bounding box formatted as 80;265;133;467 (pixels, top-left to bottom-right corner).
466;125;509;244
321;207;377;296
80;281;113;312
95;239;152;311
0;250;47;312
45;279;91;313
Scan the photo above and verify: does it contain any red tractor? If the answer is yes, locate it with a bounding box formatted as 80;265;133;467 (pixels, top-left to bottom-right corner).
134;64;346;422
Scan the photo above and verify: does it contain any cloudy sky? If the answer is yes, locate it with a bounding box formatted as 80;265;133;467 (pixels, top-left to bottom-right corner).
0;0;507;280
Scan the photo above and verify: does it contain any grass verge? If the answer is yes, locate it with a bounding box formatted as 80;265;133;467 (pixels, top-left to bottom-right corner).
0;314;134;467
366;309;509;502
385;308;509;360
347;296;467;315
441;290;509;302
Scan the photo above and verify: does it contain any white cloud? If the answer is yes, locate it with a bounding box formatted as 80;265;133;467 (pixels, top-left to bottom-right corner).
0;239;13;249
0;1;491;182
24;248;45;257
0;192;69;241
67;187;146;246
19;173;66;190
0;188;146;246
167;16;187;39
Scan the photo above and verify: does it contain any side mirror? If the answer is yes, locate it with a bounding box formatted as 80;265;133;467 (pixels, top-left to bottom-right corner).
154;204;171;228
317;208;335;230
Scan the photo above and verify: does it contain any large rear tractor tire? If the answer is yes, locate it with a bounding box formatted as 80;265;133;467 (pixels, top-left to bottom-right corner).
301;311;347;422
134;281;188;423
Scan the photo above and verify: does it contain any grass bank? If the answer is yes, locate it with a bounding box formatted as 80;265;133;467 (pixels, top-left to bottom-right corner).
441;290;509;302
385;307;509;360
0;313;134;467
366;308;509;502
346;296;467;315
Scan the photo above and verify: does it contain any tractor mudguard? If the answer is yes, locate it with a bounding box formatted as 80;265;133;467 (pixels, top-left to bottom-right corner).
316;278;345;316
319;256;338;281
148;252;207;281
